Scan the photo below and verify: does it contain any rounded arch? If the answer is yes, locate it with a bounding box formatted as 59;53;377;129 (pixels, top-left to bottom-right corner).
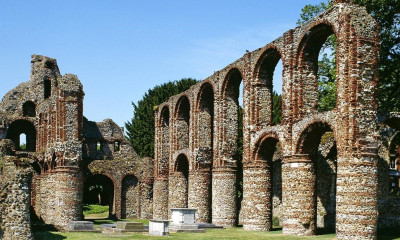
194;82;214;171
83;174;116;219
6;119;36;151
121;174;139;219
22;101;36;117
222;68;243;100
174;95;190;151
296;120;335;155
254;45;284;82
174;95;191;121
196;81;215;111
253;46;284;126
253;132;281;163
159;105;170;127
174;153;189;179
296;21;338;114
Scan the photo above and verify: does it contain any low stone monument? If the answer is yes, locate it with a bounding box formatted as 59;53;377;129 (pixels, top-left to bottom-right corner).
169;208;205;233
66;221;96;232
149;219;169;236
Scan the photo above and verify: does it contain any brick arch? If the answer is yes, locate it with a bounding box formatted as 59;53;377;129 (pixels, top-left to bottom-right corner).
194;81;214;170
173;95;191;151
295;20;338;116
195;81;215;111
253;45;284;82
218;67;243;167
159;105;170;127
83;173;117;218
295;120;336;156
252;46;284;127
252;131;283;161
221;67;243;100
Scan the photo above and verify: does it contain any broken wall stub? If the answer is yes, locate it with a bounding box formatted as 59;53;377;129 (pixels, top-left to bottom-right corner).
153;2;383;239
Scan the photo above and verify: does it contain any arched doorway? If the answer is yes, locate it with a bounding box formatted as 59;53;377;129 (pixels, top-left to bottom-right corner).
83;174;115;219
121;174;139;219
297;122;337;233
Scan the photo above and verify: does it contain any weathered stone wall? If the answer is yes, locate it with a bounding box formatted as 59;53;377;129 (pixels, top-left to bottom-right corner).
0;55;154;234
154;2;381;239
0;147;33;240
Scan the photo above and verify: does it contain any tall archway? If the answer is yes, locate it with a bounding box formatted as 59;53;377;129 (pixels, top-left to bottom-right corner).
6;120;36;151
83;174;115;219
121;175;139;219
190;82;214;223
174;96;190;151
169;154;189;210
243;135;282;231
153;106;170;220
255;47;283;126
297;23;337;116
212;68;242;227
284;121;337;235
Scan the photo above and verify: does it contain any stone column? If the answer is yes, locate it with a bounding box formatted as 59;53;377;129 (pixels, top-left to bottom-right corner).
168;172;188;216
336;153;378;239
53;166;83;229
282;154;315;236
242;163;272;231
153;178;169;220
188;170;212;223
212;167;237;226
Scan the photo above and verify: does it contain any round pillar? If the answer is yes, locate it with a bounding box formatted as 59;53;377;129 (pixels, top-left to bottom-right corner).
282;154;316;236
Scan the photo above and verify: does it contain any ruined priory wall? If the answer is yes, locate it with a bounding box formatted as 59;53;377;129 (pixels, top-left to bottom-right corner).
154;1;380;239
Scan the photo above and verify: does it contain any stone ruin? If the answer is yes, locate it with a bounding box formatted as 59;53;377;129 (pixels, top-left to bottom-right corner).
0;1;400;240
152;1;400;239
0;55;153;239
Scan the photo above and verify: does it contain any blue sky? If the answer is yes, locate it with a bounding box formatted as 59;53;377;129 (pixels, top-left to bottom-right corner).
0;0;323;128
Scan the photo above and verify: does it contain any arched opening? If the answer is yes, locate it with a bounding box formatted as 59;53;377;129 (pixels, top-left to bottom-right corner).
197;83;214;169
191;83;214;223
298;122;337;233
23;101;36;117
298;23;337;114
121;175;139;219
6;120;36;151
83;174;115;219
175;96;190;151
221;68;243;225
255;48;283;126
256;136;282;229
169;154;189;209
44;79;51;99
159;106;170;177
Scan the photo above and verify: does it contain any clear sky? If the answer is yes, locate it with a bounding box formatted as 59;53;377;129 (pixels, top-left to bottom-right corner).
0;0;322;128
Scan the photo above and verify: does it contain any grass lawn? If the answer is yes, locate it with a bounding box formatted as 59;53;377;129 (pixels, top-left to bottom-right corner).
33;220;400;240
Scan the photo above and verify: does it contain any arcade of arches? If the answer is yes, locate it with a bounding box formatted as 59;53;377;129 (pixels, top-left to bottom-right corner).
152;2;396;240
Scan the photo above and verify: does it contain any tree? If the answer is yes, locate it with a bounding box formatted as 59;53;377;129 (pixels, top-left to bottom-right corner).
297;0;400;113
125;78;198;158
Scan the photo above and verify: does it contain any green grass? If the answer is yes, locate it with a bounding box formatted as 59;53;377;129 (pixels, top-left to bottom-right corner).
83;205;109;216
34;226;400;240
33;219;400;240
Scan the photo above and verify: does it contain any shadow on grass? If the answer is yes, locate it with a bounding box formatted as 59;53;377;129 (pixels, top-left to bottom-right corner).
34;231;66;240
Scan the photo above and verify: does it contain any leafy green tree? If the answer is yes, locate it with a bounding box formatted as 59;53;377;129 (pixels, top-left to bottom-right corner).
272;91;282;125
125;78;198;158
297;0;400;113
